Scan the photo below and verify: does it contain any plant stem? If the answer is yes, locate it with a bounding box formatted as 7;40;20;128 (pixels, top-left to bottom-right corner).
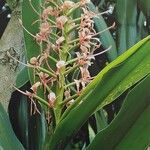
54;24;69;125
60;94;78;106
34;95;50;107
38;66;57;78
64;64;79;75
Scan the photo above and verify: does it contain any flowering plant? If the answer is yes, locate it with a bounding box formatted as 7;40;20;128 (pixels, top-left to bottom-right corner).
18;0;113;125
0;0;149;150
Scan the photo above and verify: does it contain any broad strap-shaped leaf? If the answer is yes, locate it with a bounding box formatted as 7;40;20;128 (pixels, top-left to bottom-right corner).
28;110;46;150
22;0;42;84
125;0;138;49
22;0;46;104
115;0;127;54
47;36;150;149
138;0;150;18
0;103;24;150
137;12;148;41
95;109;108;132
116;0;138;55
18;94;29;149
88;75;150;150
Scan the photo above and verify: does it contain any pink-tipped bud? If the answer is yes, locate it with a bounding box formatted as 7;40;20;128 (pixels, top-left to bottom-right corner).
56;60;65;69
56;36;65;45
56;16;68;29
61;1;75;11
66;99;75;107
30;57;38;65
31;82;41;93
40;22;51;35
48;92;56;107
80;0;90;5
39;72;49;79
64;90;70;98
42;6;53;18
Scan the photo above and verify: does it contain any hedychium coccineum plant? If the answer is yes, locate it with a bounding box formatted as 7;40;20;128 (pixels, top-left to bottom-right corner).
0;0;149;149
15;0;114;139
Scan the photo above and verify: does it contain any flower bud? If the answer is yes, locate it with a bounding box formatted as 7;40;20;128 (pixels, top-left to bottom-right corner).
80;0;90;5
66;99;75;107
30;57;38;65
56;36;65;45
39;72;49;79
48;92;56;107
61;1;75;11
64;90;70;98
56;16;68;29
42;6;53;19
31;82;41;93
40;22;51;35
56;60;65;69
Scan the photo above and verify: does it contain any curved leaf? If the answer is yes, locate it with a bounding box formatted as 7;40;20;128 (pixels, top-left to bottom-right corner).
22;0;42;84
29;110;46;150
0;103;24;150
116;0;127;54
116;0;138;55
18;94;29;149
88;75;150;150
138;0;150;18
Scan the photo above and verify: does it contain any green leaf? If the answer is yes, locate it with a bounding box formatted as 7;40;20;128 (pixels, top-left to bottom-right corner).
88;75;150;150
29;110;46;150
0;103;24;150
88;124;96;143
138;0;150;18
116;0;138;54
22;0;46;106
18;94;29;149
14;83;46;150
95;109;107;132
16;66;29;88
115;0;127;55
88;2;118;61
125;0;138;48
47;36;150;149
137;12;148;41
22;0;42;84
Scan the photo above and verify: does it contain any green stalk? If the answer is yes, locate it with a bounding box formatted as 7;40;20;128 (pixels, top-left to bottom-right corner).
60;94;78;106
54;23;71;125
38;66;56;78
34;95;50;107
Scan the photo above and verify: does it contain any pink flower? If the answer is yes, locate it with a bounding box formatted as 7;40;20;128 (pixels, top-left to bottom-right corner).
48;92;56;107
30;82;41;93
56;16;68;29
56;60;66;69
61;1;75;11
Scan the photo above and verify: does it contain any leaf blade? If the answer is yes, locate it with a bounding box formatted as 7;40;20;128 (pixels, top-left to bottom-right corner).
88;75;150;150
0;103;24;150
22;0;42;84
